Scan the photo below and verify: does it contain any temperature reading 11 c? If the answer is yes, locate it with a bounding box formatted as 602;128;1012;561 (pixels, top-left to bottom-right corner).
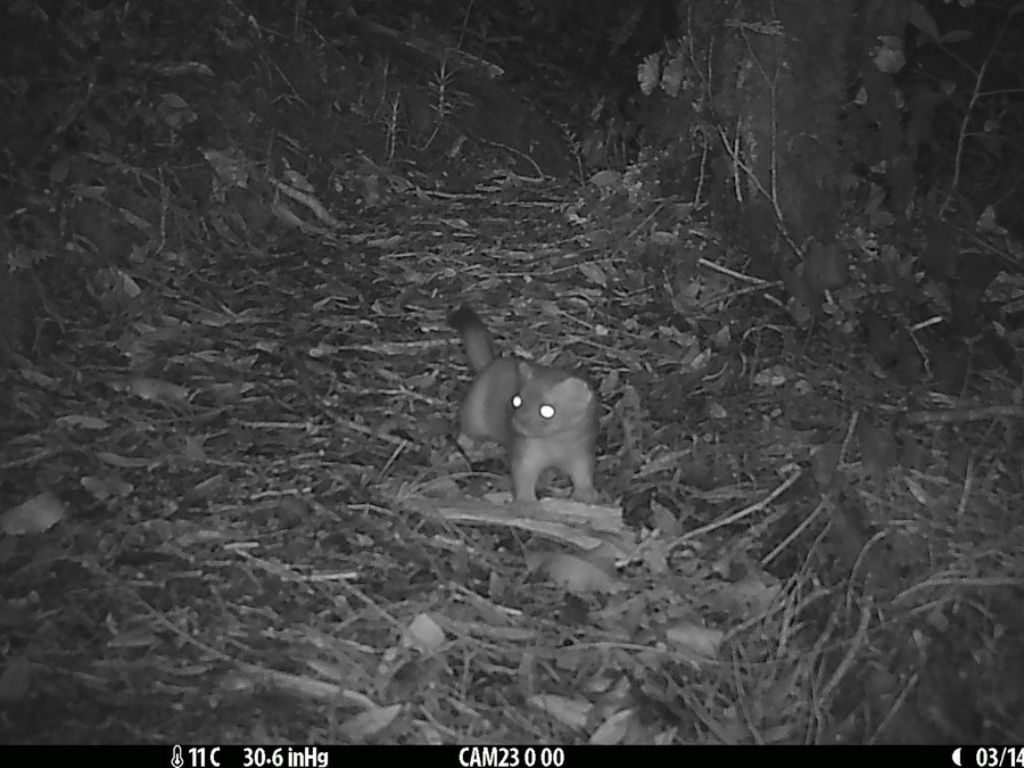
172;747;221;768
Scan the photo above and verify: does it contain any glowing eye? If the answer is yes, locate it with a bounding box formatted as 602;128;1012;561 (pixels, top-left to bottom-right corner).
539;404;555;419
511;395;522;408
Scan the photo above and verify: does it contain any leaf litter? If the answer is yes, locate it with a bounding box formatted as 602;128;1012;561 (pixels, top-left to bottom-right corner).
0;2;1022;748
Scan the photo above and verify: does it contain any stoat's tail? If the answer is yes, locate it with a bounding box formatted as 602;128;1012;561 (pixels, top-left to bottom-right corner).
448;304;494;372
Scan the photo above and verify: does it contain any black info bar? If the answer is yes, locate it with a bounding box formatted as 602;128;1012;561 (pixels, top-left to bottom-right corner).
0;744;1016;768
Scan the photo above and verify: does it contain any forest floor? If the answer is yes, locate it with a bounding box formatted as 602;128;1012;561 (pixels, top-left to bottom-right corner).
1;3;1022;745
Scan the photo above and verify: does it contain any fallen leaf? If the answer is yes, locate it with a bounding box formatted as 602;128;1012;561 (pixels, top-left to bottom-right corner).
753;365;794;387
182;436;208;462
305;659;349;684
96;452;154;469
589;707;636;745
578;262;607;287
528;694;590;730
977;205;1006;235
275;497;308;527
641;538;669;574
20;369;60;388
707;400;728;419
904;476;932;505
710;325;732;348
108;627;158;649
203;148;248;185
0;655;32;703
219;670;258;694
81;475;134;500
669;202;694;220
185;474;225;502
811;442;842;488
709;575;782;618
664;622;723;659
128;377;190;403
526;552;622;595
206;382;247;403
283;167;314;193
859;420;898;477
55;415;110;430
338;704;403;742
761;723;797;743
402;613;446;653
589;170;621;189
145;519;175;540
195;310;236;327
650;498;679;536
0;492;66;535
308;344;338;359
0;604;31;629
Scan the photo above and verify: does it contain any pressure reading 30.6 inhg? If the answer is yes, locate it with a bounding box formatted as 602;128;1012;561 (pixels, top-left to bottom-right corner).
242;747;328;768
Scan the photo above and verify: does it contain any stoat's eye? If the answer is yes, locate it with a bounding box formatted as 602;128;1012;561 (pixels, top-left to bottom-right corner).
539;404;555;419
511;395;522;409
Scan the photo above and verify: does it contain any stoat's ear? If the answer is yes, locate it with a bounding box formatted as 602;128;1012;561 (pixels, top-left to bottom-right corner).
553;377;593;404
516;361;535;380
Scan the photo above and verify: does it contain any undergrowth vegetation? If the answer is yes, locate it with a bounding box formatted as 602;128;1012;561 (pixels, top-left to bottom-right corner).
0;0;1022;745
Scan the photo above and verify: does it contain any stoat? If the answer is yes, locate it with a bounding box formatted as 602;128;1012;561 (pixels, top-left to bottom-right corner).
448;304;599;503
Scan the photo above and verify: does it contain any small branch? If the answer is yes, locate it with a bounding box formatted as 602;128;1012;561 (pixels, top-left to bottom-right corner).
944;12;1011;210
